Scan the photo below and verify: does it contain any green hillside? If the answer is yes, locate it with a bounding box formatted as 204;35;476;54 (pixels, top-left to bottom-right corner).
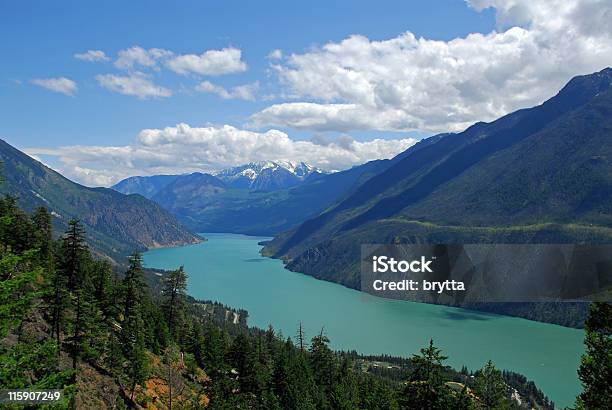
264;68;612;326
0;139;200;261
0;196;560;409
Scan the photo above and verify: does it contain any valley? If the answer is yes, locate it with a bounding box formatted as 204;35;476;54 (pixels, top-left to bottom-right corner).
3;1;611;407
143;233;584;409
106;69;612;328
112;158;391;235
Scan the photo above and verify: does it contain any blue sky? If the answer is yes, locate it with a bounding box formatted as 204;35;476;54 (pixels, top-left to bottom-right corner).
1;0;610;185
1;0;494;148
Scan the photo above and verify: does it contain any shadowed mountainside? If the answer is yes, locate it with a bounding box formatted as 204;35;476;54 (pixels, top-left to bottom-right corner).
0;139;200;261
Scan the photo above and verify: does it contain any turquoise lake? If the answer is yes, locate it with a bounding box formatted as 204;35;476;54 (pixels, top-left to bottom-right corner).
143;233;584;408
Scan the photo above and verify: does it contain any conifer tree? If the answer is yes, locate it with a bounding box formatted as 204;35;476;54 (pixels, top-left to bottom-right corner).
59;219;89;370
272;341;292;406
90;260;116;322
273;338;317;409
48;265;67;357
0;196;36;253
475;360;507;409
228;332;263;397
120;252;149;397
331;356;359;409
61;219;87;290
162;265;187;338
399;339;451;410
577;302;612;409
309;328;336;405
202;320;227;380
296;322;306;351
32;206;53;262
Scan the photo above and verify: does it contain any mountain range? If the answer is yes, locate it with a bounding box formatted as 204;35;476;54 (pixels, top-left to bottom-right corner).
215;161;323;191
110;174;179;199
0;140;200;261
112;159;391;235
259;68;612;325
4;68;611;327
112;161;324;198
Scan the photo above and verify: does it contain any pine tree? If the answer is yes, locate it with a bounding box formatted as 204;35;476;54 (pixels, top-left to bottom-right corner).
0;196;36;253
120;252;149;398
105;322;124;377
59;219;89;370
331;356;359;409
291;352;318;409
124;315;148;399
475;360;507;409
48;264;67;358
399;339;452;410
77;262;107;364
32;206;53;262
309;328;336;405
273;338;317;409
577;302;612;409
296;322;307;351
202;321;227;380
272;340;292;406
60;219;87;290
162;265;188;338
91;260;116;319
228;332;263;397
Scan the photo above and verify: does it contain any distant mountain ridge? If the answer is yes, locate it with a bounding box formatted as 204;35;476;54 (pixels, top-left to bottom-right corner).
111;174;179;199
215;161;323;191
124;159;391;235
151;172;227;210
112;160;324;198
111;160;361;235
0;140;200;261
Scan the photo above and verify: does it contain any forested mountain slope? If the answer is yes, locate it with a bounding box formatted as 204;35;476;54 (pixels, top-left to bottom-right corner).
111;174;179;199
0;198;560;409
0;139;200;261
263;68;612;326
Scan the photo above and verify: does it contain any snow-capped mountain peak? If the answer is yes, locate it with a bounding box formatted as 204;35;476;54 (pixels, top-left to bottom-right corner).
214;161;323;191
240;168;258;180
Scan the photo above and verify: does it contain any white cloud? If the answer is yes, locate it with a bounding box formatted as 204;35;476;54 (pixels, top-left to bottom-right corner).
468;0;611;34
30;77;78;96
25;123;416;186
112;46;247;76
251;0;612;133
250;102;422;132
166;47;247;76
196;81;258;101
114;46;172;70
84;45;249;99
96;72;172;99
267;49;283;60
74;50;109;62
